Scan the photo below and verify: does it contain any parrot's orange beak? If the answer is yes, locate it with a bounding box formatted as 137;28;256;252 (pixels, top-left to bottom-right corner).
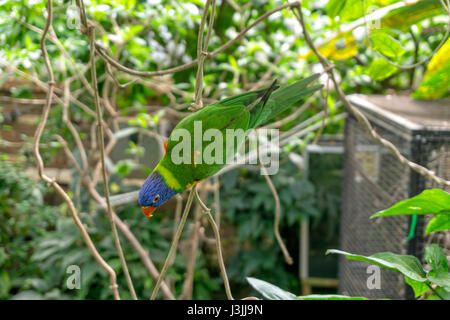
142;206;156;217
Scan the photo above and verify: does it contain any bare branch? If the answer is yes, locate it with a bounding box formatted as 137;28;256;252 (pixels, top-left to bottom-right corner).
191;0;216;110
35;0;120;300
257;145;293;265
87;25;138;300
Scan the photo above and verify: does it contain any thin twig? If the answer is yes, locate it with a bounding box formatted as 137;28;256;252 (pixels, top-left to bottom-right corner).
61;80;89;176
93;2;300;77
313;77;330;144
84;178;175;300
213;176;221;229
361;0;450;70
179;191;204;299
191;0;216;110
35;0;120;300
88;25;137;300
426;282;444;300
257;144;293;265
194;187;234;300
112;213;176;300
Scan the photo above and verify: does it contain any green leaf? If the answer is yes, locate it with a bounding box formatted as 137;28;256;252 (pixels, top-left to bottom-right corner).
425;244;448;273
426;214;450;235
405;276;429;298
369;29;405;58
325;0;347;19
371;189;450;218
412;39;450;99
327;249;427;282
297;294;368;300
365;58;397;81
246;277;296;300
122;25;144;41
425;245;450;291
228;55;239;72
0;270;10;298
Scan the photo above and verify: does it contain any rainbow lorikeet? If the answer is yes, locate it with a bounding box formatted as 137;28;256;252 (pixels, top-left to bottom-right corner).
138;75;322;217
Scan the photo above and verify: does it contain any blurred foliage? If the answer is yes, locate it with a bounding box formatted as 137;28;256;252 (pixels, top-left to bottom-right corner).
0;161;222;299
0;0;449;299
219;159;318;294
0;161;62;299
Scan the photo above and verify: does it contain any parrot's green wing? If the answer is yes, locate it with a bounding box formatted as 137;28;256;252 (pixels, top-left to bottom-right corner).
249;74;322;128
162;103;250;187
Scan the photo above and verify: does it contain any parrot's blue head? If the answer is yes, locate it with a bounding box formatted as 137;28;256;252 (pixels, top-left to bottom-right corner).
138;171;178;217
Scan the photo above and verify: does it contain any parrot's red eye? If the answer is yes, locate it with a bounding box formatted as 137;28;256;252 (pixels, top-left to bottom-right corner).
152;195;160;204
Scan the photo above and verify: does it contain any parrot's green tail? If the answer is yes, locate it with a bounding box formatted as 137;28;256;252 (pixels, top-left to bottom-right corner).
248;74;322;128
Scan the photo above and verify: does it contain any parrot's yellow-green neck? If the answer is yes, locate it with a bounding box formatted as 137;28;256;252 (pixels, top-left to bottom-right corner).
154;162;183;191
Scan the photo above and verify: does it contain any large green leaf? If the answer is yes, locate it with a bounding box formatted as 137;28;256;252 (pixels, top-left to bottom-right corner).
327;249;427;281
426;214;450;235
325;0;347;19
369;29;406;58
371;189;450;218
246;277;296;300
405;276;429;298
366;58;398;80
424;244;450;291
425;244;448;273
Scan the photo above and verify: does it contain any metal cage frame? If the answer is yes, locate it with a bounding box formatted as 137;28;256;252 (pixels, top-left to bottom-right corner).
339;94;450;299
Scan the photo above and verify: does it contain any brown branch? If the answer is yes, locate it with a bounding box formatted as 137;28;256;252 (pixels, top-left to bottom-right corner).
5;66;97;118
35;0;120;300
92;2;300;78
61;80;89;175
150;188;196;300
212;176;221;229
87;25;137;300
84;180;175;300
112;214;176;300
313;77;330;144
193;187;234;300
293;3;450;187
257;145;293;265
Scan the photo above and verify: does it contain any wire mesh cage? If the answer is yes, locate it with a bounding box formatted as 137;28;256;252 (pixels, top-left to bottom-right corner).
339;94;450;300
